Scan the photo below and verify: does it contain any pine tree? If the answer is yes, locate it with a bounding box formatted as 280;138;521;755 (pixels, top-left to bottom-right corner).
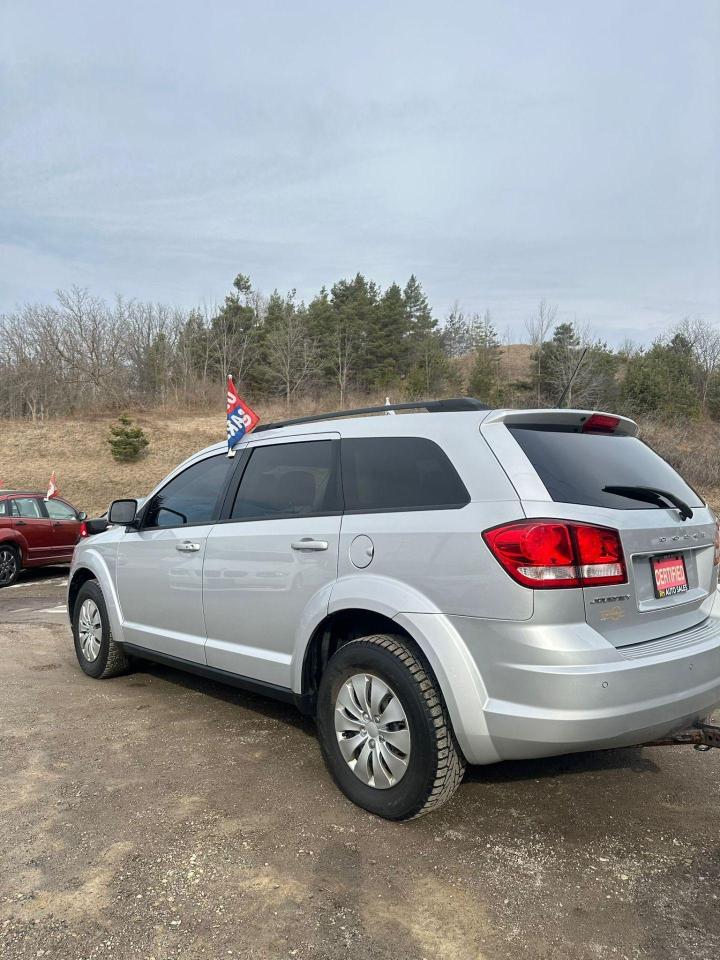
367;283;408;388
210;274;260;390
329;274;379;393
403;275;448;394
442;305;474;357
107;414;150;462
621;334;700;418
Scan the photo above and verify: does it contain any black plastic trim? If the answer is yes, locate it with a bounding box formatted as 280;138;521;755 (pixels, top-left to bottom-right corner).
121;643;304;707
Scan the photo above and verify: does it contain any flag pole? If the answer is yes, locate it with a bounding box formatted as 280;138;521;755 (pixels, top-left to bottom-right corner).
227;373;236;457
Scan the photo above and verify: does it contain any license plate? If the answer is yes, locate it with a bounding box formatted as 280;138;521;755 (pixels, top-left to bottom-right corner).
651;555;689;598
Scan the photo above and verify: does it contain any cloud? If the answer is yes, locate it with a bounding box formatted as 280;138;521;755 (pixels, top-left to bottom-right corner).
1;0;718;342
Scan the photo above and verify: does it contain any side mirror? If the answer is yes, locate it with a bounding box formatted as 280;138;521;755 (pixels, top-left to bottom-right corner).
108;499;138;526
78;511;88;521
85;517;109;536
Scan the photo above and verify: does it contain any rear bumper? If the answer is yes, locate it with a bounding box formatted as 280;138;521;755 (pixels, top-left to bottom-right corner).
440;596;720;764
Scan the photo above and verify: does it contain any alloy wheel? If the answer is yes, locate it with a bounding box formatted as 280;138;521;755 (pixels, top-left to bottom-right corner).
0;547;17;586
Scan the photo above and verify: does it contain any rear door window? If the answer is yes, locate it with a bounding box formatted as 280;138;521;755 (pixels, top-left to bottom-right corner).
231;440;340;521
508;426;703;510
341;437;469;513
11;497;44;518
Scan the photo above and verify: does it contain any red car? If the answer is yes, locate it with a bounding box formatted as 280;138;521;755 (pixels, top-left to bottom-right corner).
0;490;87;587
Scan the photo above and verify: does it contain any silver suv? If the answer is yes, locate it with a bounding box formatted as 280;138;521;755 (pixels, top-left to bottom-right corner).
68;399;720;819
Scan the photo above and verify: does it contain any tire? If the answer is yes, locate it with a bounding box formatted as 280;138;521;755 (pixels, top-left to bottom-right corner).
0;545;20;588
72;580;129;679
316;634;466;820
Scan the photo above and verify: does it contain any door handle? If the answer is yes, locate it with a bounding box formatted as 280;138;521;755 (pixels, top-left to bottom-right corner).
15;520;27;525
176;541;201;553
291;539;329;552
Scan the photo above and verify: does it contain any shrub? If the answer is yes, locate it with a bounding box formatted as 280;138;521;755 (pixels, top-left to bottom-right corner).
107;414;150;463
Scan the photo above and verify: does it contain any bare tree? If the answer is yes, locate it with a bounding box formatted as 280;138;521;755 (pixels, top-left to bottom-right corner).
264;294;319;408
675;317;720;415
525;300;557;405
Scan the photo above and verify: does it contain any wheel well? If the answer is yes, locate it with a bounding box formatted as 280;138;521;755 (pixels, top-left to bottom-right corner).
68;568;97;617
299;608;417;715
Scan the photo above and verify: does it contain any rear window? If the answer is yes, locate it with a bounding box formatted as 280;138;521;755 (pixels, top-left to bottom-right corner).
508;426;704;510
341;437;469;512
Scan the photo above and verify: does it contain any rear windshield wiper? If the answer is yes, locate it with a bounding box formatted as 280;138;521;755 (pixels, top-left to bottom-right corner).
602;485;694;521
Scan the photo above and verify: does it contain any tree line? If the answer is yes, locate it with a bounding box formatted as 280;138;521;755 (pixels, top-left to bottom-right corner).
0;274;718;421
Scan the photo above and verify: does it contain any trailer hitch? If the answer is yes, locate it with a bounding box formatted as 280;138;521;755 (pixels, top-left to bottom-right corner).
644;717;720;752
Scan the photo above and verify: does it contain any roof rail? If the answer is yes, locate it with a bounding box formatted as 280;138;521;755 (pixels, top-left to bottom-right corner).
253;397;489;434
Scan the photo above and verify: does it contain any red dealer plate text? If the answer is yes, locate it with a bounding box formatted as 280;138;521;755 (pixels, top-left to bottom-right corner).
651;555;689;599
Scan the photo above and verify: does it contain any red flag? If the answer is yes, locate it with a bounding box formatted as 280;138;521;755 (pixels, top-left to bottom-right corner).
46;471;59;499
226;376;260;457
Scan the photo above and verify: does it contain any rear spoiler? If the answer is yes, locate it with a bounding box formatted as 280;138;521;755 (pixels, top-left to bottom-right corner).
482;408;639;437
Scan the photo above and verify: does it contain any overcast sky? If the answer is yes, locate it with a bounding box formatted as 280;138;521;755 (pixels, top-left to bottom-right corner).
1;0;718;343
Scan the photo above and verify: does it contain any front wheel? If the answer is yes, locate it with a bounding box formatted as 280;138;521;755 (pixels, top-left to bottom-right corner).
316;634;465;820
72;580;129;679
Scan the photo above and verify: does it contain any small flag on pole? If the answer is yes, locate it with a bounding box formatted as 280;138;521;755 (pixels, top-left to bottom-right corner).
46;471;58;500
226;375;260;457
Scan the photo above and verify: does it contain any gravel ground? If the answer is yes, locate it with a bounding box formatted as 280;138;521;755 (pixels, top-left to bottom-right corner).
1;569;719;960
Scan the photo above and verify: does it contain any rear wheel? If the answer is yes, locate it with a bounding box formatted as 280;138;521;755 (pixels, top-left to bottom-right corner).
72;580;129;679
0;545;20;588
316;634;465;820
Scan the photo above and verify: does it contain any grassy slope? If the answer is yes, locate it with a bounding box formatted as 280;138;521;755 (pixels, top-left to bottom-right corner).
0;414;225;515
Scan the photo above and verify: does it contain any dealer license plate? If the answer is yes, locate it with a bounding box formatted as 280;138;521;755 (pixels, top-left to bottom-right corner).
651;555;689;599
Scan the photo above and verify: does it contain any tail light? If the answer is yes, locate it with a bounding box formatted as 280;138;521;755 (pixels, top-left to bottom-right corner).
483;519;626;589
714;517;720;567
79;521;88;538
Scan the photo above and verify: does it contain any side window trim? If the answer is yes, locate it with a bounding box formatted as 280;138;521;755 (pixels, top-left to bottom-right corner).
343;502;469;516
218;437;343;524
140;452;238;531
217;447;253;520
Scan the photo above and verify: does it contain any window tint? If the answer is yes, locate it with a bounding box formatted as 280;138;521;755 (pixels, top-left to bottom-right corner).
508;427;704;510
11;498;43;519
45;499;77;520
342;438;470;512
231;441;339;521
144;454;234;528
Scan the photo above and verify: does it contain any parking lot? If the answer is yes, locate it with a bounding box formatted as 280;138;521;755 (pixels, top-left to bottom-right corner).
1;570;718;960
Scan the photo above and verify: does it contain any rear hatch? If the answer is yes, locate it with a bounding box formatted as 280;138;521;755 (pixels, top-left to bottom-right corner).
482;410;718;647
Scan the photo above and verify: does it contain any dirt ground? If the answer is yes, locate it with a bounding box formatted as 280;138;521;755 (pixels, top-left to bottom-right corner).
1;570;719;960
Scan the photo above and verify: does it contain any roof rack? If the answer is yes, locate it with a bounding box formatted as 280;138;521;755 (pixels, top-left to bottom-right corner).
253;397;489;434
